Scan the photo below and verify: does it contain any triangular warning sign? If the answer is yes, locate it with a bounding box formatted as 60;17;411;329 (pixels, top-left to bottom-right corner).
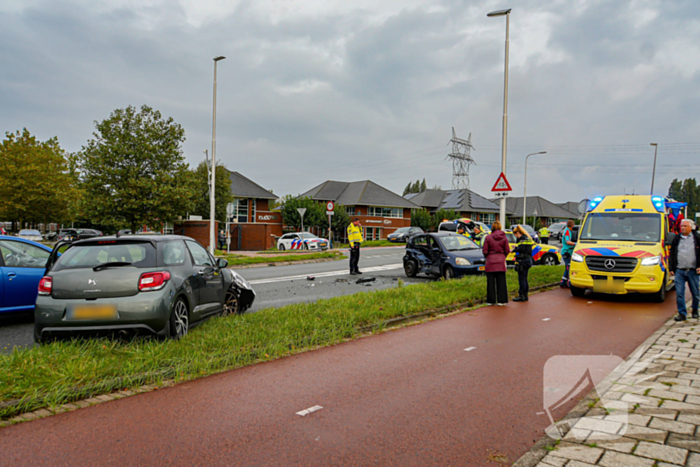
491;172;513;192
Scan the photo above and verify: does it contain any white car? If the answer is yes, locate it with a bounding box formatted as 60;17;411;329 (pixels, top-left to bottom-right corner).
277;232;329;251
18;229;43;242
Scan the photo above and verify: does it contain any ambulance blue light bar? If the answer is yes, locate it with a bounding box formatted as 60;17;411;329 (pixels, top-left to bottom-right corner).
651;196;664;212
588;196;604;211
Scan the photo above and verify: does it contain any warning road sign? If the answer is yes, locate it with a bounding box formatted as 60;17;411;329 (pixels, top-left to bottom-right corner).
491;172;513;192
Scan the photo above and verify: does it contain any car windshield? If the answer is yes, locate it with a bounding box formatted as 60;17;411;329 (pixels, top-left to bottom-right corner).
581;213;661;242
19;230;41;236
300;233;318;239
439;235;480;251
53;242;157;271
506;233;517;243
394;228;411;234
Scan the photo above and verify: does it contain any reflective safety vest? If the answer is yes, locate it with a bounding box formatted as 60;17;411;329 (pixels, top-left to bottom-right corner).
472;232;485;246
539;227;549;238
347;223;364;247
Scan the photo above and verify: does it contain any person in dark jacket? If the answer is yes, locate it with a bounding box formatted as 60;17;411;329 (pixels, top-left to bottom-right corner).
218;230;226;250
512;225;535;302
482;220;511;305
669;219;700;321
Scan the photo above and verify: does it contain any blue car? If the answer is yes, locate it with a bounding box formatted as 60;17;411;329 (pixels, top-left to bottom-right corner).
0;235;52;315
403;232;486;280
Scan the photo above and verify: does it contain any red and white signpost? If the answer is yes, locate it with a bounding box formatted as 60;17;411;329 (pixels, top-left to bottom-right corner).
491;172;513;198
326;202;335;247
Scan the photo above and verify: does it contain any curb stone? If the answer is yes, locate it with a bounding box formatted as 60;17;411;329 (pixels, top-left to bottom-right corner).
0;281;561;426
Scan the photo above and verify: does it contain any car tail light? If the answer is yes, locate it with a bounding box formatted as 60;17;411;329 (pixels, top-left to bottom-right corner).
138;271;171;292
38;276;53;296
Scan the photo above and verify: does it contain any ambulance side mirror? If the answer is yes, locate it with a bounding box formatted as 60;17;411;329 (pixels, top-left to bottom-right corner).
665;232;677;248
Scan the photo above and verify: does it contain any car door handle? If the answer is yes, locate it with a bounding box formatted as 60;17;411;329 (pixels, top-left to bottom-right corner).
7;272;16;281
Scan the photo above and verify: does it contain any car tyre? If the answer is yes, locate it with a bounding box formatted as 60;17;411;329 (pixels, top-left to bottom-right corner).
542;254;558;266
443;265;455;280
278;244;285;251
570;285;586;298
33;326;44;344
404;260;418;277
223;288;241;316
652;275;667;303
169;298;189;340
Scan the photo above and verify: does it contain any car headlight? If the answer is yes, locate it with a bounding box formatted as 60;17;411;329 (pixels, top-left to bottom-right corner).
572;253;584;263
641;255;661;266
455;257;471;266
231;271;251;289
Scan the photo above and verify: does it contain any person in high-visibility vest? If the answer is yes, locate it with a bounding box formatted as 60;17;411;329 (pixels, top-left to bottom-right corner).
347;218;364;275
457;224;471;238
512;225;536;302
471;225;485;246
539;225;550;244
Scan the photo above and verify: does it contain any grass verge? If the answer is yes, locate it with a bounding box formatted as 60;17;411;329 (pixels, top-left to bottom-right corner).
217;251;342;266
0;266;564;419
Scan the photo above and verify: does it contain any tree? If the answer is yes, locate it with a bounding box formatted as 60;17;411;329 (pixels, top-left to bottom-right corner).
432;209;458;230
329;204;351;239
420;178;427;192
411;209;432;231
190;161;233;222
403;182;412;196
0;129;76;230
279;196;325;230
78;105;194;232
669;178;700;219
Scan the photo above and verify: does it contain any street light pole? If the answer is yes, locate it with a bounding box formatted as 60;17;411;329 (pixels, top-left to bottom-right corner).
650;143;658;195
487;8;512;225
210;55;226;254
523;151;547;225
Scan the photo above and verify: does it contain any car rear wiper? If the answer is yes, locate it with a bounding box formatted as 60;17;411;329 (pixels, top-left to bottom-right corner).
93;261;132;271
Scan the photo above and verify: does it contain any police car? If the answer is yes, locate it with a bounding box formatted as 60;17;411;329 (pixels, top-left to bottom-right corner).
277;232;329;251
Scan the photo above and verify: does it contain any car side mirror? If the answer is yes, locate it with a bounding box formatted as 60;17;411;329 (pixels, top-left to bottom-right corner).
217;258;229;269
665;232;677;248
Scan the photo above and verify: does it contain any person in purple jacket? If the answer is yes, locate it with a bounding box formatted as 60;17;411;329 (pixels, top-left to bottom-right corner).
482;220;511;306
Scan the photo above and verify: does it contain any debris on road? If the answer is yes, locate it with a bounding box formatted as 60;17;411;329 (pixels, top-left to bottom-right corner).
307;276;315;281
296;405;323;417
356;277;376;284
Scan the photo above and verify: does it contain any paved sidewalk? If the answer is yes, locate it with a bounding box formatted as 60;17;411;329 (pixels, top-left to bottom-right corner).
532;312;700;467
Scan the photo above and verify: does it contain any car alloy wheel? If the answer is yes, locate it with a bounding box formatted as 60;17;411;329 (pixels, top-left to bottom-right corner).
443;265;455;280
223;289;240;316
171;299;189;339
279;244;285;251
543;254;557;266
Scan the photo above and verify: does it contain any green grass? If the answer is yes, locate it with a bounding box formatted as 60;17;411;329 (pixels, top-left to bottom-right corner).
0;266;564;418
217;251;343;266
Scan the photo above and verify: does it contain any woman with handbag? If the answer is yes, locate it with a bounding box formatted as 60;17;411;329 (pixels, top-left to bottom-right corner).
482;221;511;305
512;225;535;302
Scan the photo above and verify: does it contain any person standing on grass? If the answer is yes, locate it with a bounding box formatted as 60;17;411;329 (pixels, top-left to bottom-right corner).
347;218;364;275
670;219;700;322
560;220;576;288
539;224;550;245
512;225;535;302
482;220;510;306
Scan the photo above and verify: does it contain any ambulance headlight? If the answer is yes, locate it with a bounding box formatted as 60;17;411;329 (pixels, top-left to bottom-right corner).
455;258;471;266
641;255;661;266
572;253;584;263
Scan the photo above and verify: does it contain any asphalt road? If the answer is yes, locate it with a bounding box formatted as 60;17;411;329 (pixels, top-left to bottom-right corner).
0;288;678;466
0;246;414;352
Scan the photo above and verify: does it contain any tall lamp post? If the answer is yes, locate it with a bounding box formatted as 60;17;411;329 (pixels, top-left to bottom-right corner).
523;151;547;225
487;8;512;225
650;143;658;195
210;55;226;254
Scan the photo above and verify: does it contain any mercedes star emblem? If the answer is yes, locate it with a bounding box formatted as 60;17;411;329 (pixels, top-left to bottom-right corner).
604;259;616;270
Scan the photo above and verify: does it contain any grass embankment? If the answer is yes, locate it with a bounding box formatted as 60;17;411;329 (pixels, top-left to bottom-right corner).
217;251;343;266
0;266;564;418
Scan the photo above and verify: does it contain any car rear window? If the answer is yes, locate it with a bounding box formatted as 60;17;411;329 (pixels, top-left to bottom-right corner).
52;242;156;271
438;223;457;232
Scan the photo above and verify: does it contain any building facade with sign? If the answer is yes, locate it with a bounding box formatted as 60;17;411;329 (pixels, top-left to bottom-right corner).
405;188;507;224
299;180;419;241
225;171;283;251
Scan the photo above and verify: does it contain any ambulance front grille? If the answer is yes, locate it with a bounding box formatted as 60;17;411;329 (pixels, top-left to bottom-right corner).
585;256;637;273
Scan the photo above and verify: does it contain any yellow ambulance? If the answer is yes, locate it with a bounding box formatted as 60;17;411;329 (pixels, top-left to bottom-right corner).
569;195;673;302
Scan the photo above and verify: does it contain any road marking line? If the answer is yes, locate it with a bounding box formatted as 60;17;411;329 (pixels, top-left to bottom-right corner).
248;264;403;285
296;405;323;416
542;318;551;321
464;347;477;352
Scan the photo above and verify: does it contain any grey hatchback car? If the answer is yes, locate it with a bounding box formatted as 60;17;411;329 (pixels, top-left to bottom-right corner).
34;235;255;342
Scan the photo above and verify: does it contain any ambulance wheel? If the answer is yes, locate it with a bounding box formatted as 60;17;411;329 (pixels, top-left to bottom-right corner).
278;244;285;251
570;285;586;298
651;275;667;303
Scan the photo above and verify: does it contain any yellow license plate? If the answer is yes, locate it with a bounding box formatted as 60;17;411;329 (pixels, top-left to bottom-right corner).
70;305;118;320
478;266;485;271
593;279;626;294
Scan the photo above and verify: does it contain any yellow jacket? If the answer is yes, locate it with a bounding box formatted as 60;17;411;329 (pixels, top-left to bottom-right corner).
539;227;549;238
347;223;364;247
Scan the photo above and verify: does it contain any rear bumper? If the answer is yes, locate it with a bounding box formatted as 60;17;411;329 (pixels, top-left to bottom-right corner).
453;264;486;277
570;263;665;294
34;289;172;338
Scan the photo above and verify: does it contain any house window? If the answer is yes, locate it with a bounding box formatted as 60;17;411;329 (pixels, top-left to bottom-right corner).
251;199;257;223
346;206;355;215
477;213;496;225
364;227;382;240
232;198;248;223
368;207;401;218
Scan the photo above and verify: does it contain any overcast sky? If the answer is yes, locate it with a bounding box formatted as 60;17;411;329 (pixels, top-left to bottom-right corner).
2;0;699;205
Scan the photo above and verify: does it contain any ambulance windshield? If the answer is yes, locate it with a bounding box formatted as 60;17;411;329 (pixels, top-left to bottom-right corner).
580;213;661;242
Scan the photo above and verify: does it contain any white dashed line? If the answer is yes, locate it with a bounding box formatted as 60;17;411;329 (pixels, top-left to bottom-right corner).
296;405;323;416
542;318;551;321
464;347;477;352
